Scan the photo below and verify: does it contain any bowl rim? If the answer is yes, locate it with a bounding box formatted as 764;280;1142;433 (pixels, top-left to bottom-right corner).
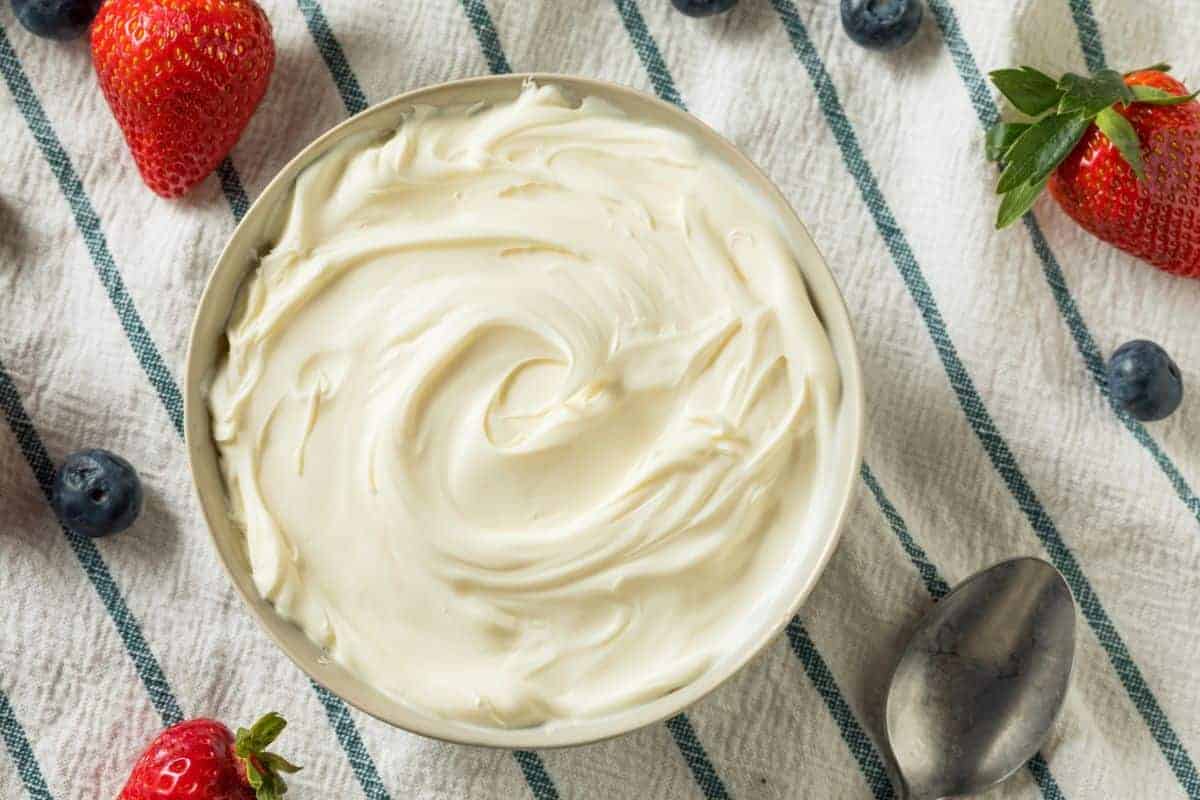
184;72;865;749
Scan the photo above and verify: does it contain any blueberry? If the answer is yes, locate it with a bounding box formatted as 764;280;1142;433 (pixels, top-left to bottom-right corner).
1107;340;1183;422
841;0;923;50
671;0;737;18
11;0;103;41
51;449;143;538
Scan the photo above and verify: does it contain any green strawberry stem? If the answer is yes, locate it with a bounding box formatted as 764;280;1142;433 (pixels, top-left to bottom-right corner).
985;63;1197;228
233;713;301;800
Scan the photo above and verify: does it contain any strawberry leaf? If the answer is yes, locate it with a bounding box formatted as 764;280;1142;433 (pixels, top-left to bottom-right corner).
1126;62;1171;76
997;112;1091;194
996;175;1049;229
244;759;264;790
1057;70;1134;116
1130;84;1200;105
233;713;301;800
234;728;253;759
989;67;1063;115
260;771;287;799
259;753;303;775
986;122;1031;161
1094;107;1146;181
247;712;287;750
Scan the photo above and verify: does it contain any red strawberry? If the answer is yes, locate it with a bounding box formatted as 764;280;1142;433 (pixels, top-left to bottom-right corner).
987;64;1200;278
90;0;275;198
118;712;300;800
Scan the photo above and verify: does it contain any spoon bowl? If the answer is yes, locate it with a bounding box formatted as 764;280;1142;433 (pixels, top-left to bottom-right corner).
885;557;1076;799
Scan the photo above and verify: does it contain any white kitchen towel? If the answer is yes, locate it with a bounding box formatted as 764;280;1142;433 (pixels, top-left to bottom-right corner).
2;0;1199;797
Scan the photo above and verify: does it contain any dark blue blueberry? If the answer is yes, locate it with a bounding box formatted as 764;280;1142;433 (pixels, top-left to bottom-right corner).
1107;340;1183;422
51;449;144;538
671;0;737;18
11;0;103;41
841;0;923;50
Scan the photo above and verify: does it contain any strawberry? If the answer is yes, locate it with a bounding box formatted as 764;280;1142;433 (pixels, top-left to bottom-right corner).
118;712;300;800
986;64;1200;278
90;0;275;198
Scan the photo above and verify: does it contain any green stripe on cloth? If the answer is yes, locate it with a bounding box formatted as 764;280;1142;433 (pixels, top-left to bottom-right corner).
923;2;1200;795
459;0;511;75
513;751;560;800
923;0;1200;526
0;20;395;800
861;463;1066;799
1027;753;1067;800
773;1;1199;796
926;0;1200;530
859;464;952;600
0;24;183;440
1065;0;1107;74
665;715;731;799
311;683;394;800
295;0;369;116
0;355;183;727
605;3;901;795
784;618;894;800
216;157;251;221
0;690;54;800
1023;215;1200;522
611;0;685;108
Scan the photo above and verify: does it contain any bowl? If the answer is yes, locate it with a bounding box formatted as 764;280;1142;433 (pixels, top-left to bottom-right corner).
184;73;865;749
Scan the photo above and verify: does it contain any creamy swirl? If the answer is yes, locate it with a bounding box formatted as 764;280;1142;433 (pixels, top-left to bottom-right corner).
209;84;840;728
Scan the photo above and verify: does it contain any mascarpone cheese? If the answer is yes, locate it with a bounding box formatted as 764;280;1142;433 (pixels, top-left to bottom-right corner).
209;83;840;728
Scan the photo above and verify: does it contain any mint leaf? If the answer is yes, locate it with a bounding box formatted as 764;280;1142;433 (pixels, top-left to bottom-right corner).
996;175;1049;229
263;771;287;798
986;122;1031;161
990;67;1063;115
1130;84;1200;105
1057;70;1134;116
1095;107;1146;180
997;112;1091;194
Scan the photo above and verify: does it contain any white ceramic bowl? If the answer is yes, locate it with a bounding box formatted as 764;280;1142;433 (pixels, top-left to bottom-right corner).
184;73;865;749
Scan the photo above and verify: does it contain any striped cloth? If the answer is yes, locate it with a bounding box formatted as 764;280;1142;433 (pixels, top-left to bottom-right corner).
1;0;1198;797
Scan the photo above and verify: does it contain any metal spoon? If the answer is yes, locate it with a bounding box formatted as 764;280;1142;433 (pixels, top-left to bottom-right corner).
885;557;1076;800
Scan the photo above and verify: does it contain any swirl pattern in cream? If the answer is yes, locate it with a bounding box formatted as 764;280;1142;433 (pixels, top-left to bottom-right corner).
209;83;840;728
